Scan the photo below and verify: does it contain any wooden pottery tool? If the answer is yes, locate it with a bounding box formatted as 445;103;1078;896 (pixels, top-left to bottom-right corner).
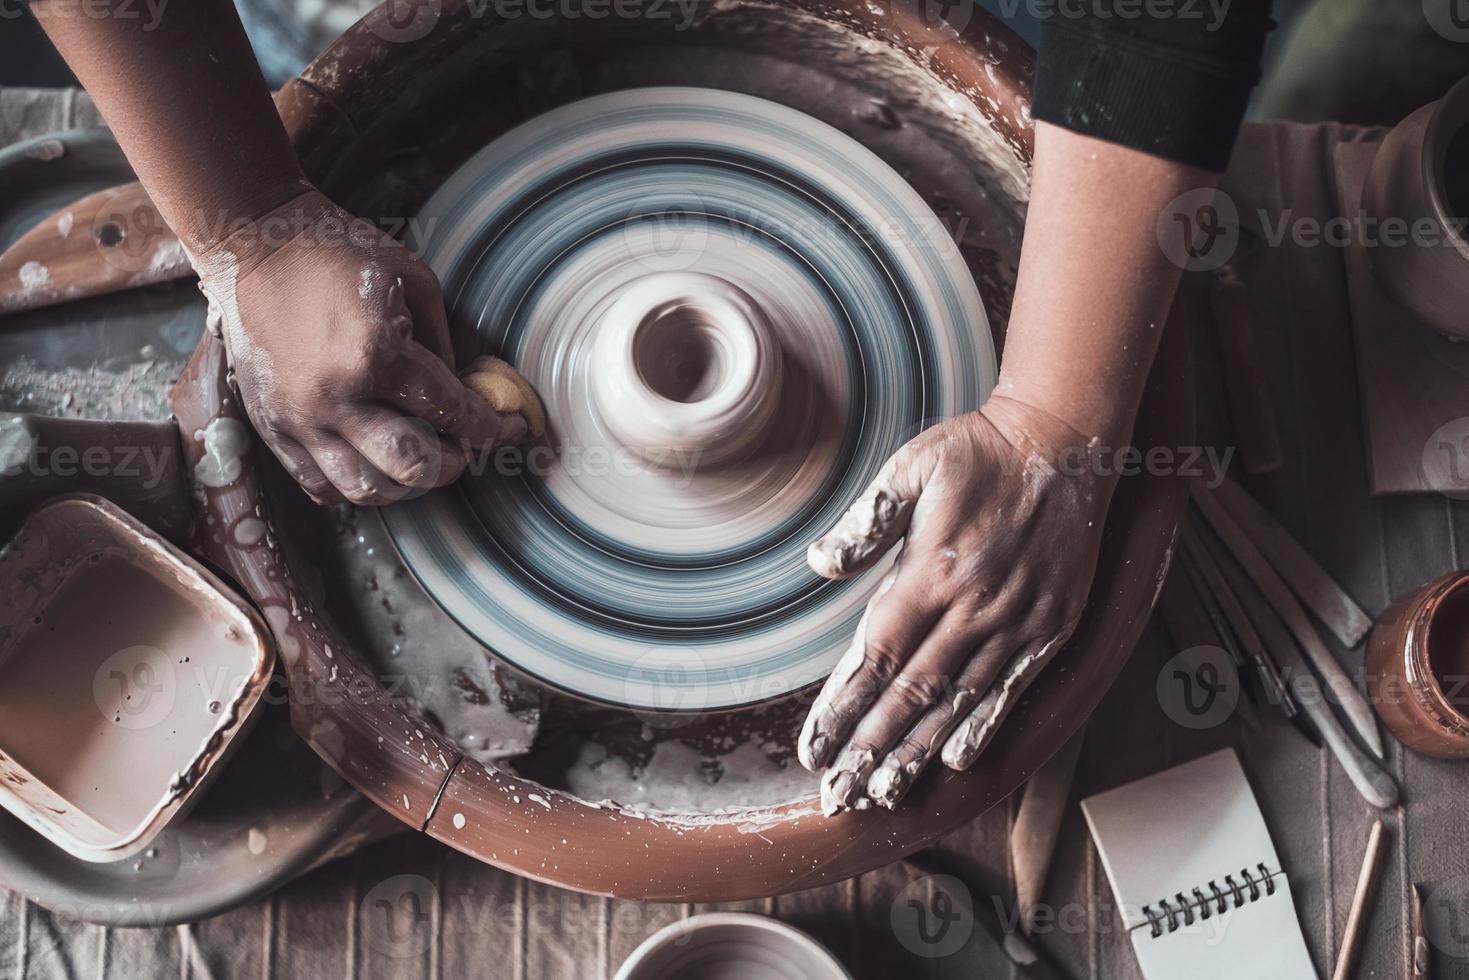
1331;819;1388;980
1201;518;1400;809
1010;729;1085;935
0;181;190;316
1205;265;1283;475
1412;883;1431;979
1190;479;1385;758
1367;571;1469;758
902;849;1072;980
1210;475;1373;649
1180;521;1304;732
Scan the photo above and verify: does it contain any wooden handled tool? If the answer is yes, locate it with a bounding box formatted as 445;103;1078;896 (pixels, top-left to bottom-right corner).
1201;519;1399;809
1332;820;1388;980
1210;475;1373;649
1190;479;1385;759
0;181;190;317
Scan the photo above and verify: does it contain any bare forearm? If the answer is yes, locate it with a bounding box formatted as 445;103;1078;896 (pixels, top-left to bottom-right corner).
996;121;1219;444
30;0;307;253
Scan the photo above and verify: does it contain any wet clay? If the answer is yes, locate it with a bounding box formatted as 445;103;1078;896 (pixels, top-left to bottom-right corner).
0;556;260;837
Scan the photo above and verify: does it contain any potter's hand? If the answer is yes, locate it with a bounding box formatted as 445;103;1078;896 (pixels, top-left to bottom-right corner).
797;396;1115;813
194;190;524;505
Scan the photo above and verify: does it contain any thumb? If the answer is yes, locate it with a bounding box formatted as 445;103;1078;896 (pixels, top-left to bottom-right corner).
807;441;930;580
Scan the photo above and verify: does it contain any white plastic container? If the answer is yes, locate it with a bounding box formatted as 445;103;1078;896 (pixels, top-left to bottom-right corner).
0;495;275;863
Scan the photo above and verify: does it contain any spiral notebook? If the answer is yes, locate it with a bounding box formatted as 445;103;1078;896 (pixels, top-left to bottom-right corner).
1081;749;1318;980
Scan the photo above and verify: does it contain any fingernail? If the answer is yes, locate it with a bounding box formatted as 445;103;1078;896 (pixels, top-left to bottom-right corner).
819;747;876;815
866;755;914;809
799;732;828;772
820;768;857;816
941;718;985;770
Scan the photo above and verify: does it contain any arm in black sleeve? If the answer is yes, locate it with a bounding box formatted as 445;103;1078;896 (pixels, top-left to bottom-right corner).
1032;0;1275;172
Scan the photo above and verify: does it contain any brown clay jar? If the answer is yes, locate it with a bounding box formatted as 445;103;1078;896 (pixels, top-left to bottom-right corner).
1367;571;1469;759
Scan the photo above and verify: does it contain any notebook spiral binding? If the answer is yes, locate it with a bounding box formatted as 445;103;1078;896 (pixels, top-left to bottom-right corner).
1141;863;1278;938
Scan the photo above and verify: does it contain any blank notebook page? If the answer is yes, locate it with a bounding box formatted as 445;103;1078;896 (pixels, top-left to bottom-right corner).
1081;749;1318;980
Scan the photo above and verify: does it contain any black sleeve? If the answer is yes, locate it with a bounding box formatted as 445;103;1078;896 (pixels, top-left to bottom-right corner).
1032;0;1275;172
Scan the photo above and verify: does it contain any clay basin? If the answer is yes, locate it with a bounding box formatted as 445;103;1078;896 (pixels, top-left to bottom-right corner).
168;0;1191;900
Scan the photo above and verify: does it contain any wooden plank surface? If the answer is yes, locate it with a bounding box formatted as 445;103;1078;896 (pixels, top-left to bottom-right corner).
4;103;1469;979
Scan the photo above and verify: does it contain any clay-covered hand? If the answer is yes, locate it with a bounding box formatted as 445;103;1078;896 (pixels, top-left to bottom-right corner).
191;189;524;504
797;396;1116;813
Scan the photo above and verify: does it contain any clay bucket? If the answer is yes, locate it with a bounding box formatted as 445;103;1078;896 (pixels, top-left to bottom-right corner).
152;0;1191;900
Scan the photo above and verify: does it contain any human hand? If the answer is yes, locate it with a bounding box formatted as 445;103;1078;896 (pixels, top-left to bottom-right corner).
192;189;525;504
798;395;1116;813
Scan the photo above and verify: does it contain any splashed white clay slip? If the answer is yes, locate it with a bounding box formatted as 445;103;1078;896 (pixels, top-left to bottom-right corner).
0;496;274;863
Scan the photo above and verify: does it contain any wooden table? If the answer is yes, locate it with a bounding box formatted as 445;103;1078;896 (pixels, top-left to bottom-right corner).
3;95;1467;980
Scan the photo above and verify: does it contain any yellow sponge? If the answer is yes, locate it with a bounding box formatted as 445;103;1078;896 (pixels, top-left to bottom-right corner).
459;355;546;439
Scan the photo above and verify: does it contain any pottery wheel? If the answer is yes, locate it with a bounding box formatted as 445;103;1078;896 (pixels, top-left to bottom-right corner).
384;88;995;710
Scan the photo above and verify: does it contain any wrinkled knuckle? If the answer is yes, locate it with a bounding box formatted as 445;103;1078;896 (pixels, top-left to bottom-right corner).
860;642;907;684
889;675;939;714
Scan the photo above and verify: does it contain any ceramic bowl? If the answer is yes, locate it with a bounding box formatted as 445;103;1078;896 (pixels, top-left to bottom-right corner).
613;913;850;980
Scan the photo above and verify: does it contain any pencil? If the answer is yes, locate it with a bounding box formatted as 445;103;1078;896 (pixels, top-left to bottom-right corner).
1332;820;1388;980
